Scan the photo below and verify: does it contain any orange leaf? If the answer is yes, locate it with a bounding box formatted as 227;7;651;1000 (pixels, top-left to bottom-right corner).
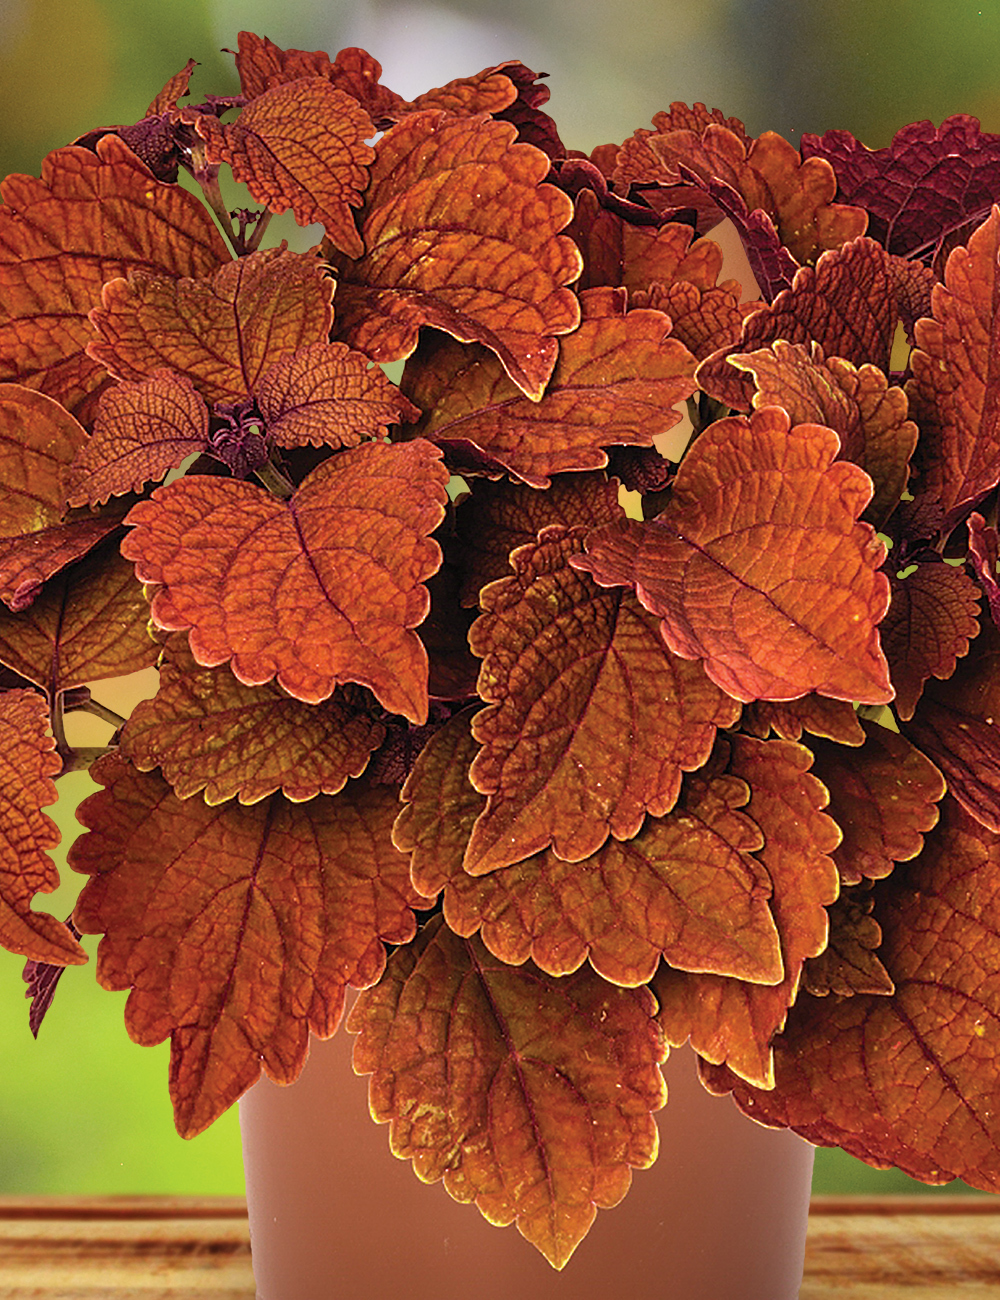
0;135;229;414
88;246;334;405
406;68;518;116
909;207;1000;519
653;735;840;1086
404;287;696;487
400;714;779;987
0;515;123;613
196;80;375;259
616;125;866;267
464;527;740;872
0;385;87;535
809;721;945;884
880;562;981;720
454;472;622;607
231;35;407;122
71;757;430;1136
121;440;448;721
730;339;918;527
0;542;158;689
65;371;209;507
120;635;384;804
349;918;666;1269
705;798;1000;1190
0;689;86;964
742;695;865;746
256;342;419;450
802;888;894;998
331;111;581;399
697;237;895;411
575;406;893;705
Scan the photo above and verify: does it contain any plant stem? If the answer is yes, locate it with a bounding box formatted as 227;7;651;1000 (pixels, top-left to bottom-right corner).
73;698;128;730
255;460;295;500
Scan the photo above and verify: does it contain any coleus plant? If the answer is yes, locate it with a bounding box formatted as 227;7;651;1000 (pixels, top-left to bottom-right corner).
4;30;1000;1269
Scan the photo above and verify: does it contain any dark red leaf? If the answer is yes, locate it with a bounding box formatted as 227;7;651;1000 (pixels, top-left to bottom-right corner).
801;115;1000;260
121;440;449;721
23;915;84;1034
349;917;665;1268
71;756;431;1137
575;406;893;705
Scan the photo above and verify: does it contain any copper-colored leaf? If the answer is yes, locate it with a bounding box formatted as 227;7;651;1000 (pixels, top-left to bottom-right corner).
0;542;158;689
399;711;775;987
89;246;333;405
615;125;866;267
121;440;448;721
632;280;754;364
802;888;894;998
65;371;209;507
730;339;918;527
120;635;385;804
903;625;1000;833
464;527;741;872
653;735;840;1086
742;695;865;746
969;511;1000;629
231;35;408;123
331;111;581;400
880;562;981;721
908;206;1000;519
145;60;197;116
71;756;430;1137
404;287;695;487
349;918;665;1269
0;515;123;612
574;406;892;705
454;472;622;607
0;135;229;414
0;385;88;535
810;721;945;884
196;80;375;259
697;237;895;410
406;68;518;116
255;342;419;450
0;690;86;964
704;798;1000;1190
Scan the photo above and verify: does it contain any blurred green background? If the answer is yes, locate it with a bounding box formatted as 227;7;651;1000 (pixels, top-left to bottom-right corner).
2;0;998;1201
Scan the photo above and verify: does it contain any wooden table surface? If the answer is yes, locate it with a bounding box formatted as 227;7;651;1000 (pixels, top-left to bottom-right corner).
0;1195;998;1298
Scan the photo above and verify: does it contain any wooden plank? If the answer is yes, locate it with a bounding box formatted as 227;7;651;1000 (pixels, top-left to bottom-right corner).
0;1197;999;1296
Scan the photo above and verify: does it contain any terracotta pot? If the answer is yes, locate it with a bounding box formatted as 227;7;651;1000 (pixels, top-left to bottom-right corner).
240;996;815;1300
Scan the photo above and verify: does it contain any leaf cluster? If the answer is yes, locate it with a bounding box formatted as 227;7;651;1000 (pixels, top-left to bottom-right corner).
3;35;1000;1267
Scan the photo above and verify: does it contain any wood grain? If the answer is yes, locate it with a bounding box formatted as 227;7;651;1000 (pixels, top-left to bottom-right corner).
0;1196;997;1297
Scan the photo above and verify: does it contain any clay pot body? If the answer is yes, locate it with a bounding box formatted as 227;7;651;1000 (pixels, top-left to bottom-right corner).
240;1003;815;1300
